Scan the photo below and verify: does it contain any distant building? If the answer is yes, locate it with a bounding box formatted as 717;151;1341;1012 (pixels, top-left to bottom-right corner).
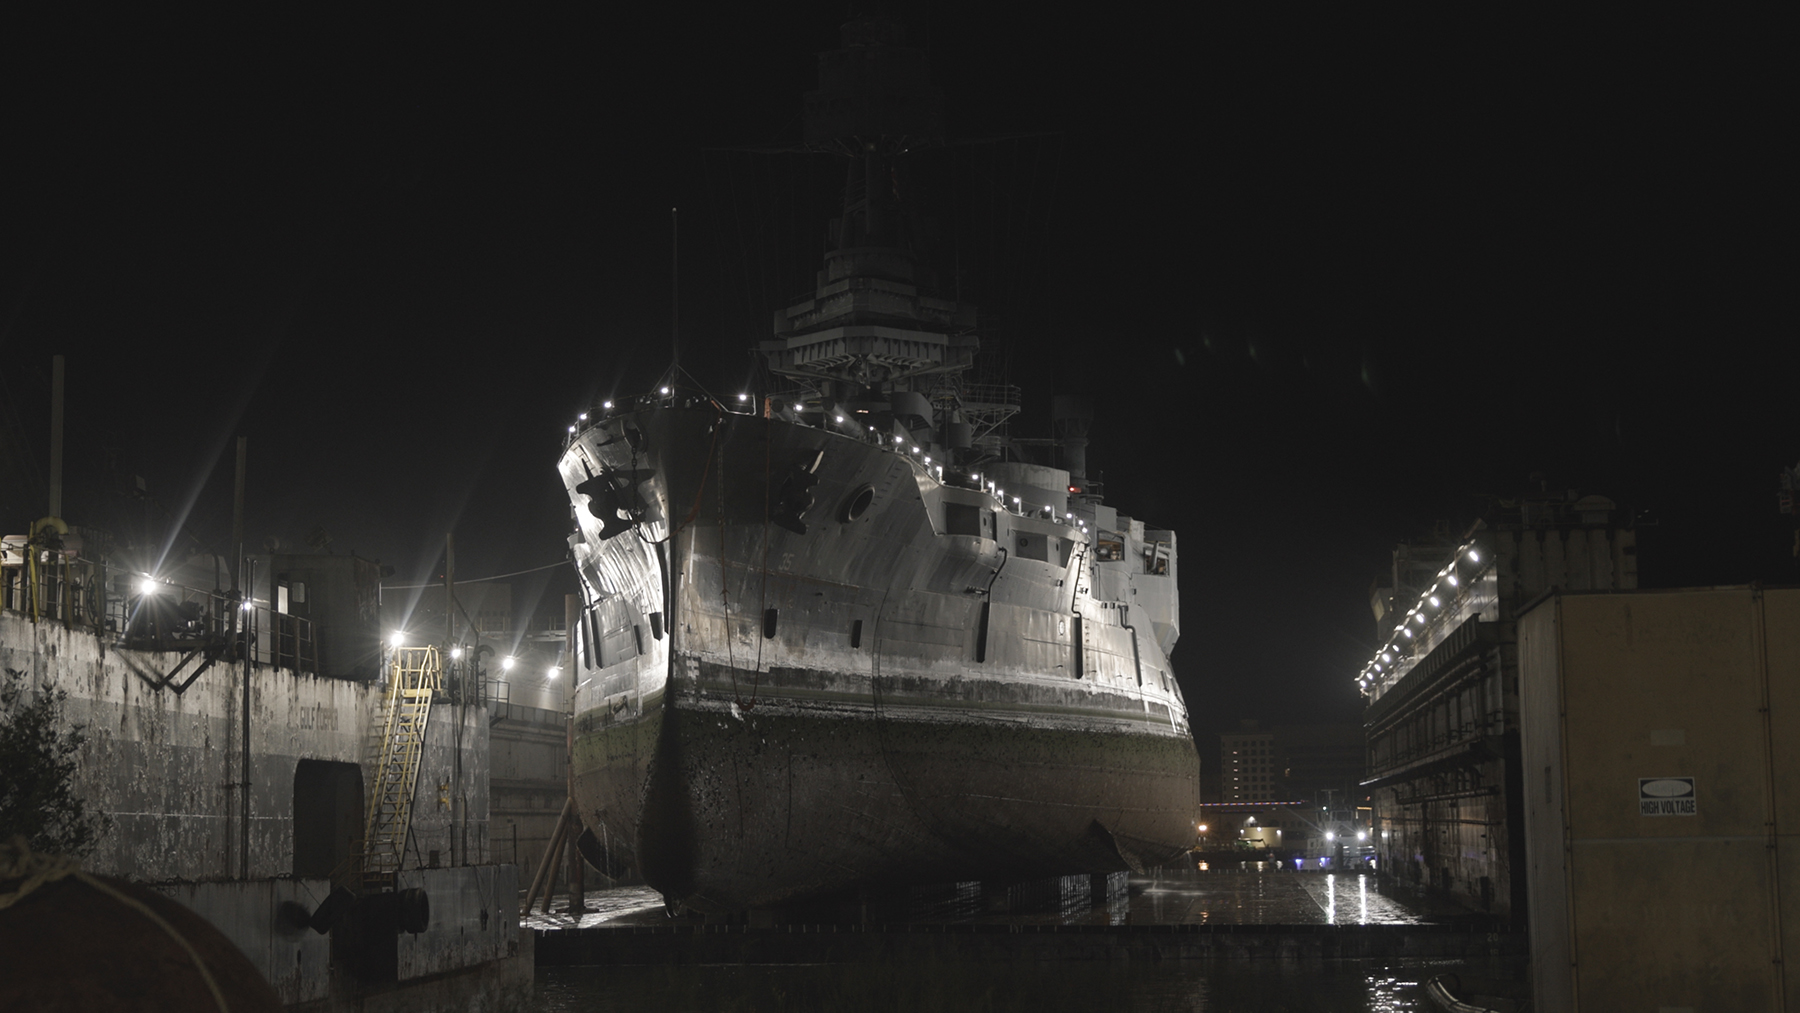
1197;800;1373;867
1357;486;1637;925
1220;721;1276;802
1220;720;1365;807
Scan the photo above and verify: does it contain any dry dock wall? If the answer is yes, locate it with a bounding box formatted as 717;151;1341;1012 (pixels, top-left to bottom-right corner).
0;611;524;1009
1518;587;1799;1012
0;611;490;880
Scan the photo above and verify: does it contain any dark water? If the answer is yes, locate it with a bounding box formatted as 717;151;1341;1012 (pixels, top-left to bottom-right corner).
531;958;1515;1012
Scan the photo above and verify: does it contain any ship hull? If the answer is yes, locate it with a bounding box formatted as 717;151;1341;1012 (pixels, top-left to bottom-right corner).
560;405;1198;911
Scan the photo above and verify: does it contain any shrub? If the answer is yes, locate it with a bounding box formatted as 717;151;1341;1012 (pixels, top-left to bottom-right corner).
0;667;111;856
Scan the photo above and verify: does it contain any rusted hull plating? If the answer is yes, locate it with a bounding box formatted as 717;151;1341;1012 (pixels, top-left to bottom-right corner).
559;405;1198;911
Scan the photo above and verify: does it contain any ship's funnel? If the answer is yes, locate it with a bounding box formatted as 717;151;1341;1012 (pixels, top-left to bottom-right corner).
1052;394;1094;486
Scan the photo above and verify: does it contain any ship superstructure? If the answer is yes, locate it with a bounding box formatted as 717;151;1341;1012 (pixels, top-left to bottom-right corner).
554;14;1198;912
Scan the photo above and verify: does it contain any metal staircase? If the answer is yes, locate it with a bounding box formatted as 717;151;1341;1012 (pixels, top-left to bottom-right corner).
361;646;441;892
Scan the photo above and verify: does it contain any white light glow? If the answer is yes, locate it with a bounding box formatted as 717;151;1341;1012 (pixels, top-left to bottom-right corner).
1403;629;1413;638
451;648;463;659
389;633;406;648
1429;595;1441;607
568;426;576;433
738;393;749;401
578;413;587;420
660;386;670;395
1357;830;1367;841
502;657;516;671
1382;653;1392;662
547;666;560;679
1447;575;1458;586
138;577;158;595
1468;548;1480;562
603;400;613;409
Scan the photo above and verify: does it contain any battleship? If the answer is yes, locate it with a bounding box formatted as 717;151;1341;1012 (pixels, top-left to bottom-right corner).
554;14;1199;912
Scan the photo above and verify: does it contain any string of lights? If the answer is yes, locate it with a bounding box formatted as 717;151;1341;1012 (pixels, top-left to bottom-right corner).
1357;541;1487;696
564;387;1093;533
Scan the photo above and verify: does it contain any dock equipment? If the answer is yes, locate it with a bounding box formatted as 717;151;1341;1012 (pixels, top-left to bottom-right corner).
362;646;441;892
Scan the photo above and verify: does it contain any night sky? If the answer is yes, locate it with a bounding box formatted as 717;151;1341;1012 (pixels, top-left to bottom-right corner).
1;8;1787;740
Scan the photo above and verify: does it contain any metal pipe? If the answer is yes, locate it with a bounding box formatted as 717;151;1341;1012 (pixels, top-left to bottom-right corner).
242;553;253;880
229;438;244;664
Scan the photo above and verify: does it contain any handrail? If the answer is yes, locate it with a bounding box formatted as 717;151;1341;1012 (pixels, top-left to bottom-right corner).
0;556;318;674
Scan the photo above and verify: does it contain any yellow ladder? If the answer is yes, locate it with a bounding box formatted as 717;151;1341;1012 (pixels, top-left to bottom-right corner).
361;646;441;892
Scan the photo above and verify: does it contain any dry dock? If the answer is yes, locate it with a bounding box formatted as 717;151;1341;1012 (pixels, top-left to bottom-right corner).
527;868;1523;966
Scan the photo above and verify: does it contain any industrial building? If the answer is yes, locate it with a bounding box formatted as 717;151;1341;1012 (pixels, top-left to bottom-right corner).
1357;486;1637;924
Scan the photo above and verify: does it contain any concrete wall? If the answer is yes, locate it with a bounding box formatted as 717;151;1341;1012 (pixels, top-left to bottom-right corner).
396;865;519;981
155;879;333;1005
0;611;491;880
490;703;568;879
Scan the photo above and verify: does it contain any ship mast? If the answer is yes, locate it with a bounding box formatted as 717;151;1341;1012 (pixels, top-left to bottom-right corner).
759;12;1016;467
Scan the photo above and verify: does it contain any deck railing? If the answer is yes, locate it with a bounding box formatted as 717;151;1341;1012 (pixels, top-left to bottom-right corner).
0;553;318;675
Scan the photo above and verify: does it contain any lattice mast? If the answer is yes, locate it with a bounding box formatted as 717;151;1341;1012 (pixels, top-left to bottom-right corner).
759;12;1018;465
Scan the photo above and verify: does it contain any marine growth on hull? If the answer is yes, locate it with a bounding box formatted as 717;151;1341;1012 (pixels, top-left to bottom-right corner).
549;12;1198;912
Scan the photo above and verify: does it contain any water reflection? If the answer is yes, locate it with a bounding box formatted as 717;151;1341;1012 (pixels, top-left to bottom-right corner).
1132;867;1424;926
534;958;1513;1012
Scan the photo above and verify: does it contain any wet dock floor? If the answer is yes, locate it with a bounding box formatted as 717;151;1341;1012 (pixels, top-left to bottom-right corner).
522;867;1434;931
531;958;1521;1013
522;868;1525;1011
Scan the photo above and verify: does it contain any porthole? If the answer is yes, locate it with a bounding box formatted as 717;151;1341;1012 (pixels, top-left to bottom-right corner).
839;485;875;523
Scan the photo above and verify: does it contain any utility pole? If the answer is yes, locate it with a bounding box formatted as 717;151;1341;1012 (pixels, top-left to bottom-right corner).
234;436;249;879
446;532;459;866
48;355;63;519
